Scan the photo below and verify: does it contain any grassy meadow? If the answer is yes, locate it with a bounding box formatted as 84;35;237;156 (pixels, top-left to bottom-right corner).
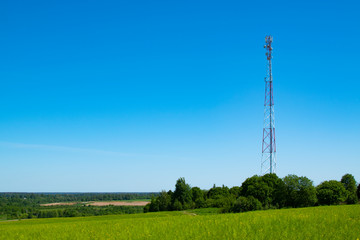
0;205;359;240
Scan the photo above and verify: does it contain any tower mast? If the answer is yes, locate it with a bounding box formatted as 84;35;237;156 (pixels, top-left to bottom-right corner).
261;35;276;174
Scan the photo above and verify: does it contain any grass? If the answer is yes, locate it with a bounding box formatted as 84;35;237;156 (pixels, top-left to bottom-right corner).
0;205;359;239
186;207;221;215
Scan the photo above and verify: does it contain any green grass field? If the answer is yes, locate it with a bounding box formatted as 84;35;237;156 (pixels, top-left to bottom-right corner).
0;205;359;240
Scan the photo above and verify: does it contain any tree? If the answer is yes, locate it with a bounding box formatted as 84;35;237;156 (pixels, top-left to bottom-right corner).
341;174;358;204
206;185;234;208
240;175;269;205
316;180;347;205
172;199;183;211
357;184;360;200
173;178;193;209
143;204;150;213
341;174;357;192
283;175;317;208
148;197;160;212
240;174;284;208
231;196;262;213
191;187;206;208
157;191;171;211
229;186;241;198
207;186;230;199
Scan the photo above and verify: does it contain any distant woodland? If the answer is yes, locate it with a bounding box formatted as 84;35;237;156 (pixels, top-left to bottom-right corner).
1;174;359;220
0;193;154;220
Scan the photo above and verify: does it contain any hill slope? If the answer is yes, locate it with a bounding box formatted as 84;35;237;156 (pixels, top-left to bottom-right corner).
0;205;359;239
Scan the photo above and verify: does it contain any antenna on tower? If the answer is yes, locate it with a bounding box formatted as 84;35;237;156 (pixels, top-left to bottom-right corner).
261;35;276;174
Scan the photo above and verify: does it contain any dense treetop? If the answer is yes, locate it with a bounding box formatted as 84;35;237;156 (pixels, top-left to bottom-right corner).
145;173;358;214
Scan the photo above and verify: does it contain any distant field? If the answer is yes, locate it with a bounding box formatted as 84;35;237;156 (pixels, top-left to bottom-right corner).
1;205;359;239
40;200;150;207
88;201;149;206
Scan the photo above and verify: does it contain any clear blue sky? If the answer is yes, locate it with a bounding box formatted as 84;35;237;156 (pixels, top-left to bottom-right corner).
1;0;359;192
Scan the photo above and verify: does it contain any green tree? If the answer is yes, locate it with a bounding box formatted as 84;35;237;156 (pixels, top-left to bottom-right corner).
341;174;358;204
207;186;230;199
207;185;235;209
173;178;193;209
341;174;357;192
172;199;183;211
240;174;284;208
317;180;347;205
143;204;150;213
157;191;171;211
191;187;206;208
240;175;269;205
283;174;317;208
148;197;160;212
231;196;262;213
229;186;241;198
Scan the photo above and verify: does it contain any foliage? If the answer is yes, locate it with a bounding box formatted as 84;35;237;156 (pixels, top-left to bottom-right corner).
283;174;317;208
316;180;348;205
205;185;234;209
0;193;155;204
207;185;230;199
229;186;241;198
340;174;358;204
147;174;358;214
173;178;193;208
0;193;151;220
240;174;284;208
2;173;358;220
157;191;172;211
190;187;206;208
0;205;359;239
231;196;262;213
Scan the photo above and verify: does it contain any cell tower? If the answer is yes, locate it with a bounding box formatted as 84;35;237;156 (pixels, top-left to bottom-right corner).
261;35;276;174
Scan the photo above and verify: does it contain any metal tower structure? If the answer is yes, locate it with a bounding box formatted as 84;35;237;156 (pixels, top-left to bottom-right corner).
261;35;276;174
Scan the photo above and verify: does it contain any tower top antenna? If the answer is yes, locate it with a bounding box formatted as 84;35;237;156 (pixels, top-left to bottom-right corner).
264;35;273;61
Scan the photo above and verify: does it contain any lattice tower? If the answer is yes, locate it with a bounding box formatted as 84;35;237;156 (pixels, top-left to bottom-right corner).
261;35;276;174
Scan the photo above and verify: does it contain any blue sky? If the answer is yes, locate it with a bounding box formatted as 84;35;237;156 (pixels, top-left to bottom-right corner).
1;0;359;192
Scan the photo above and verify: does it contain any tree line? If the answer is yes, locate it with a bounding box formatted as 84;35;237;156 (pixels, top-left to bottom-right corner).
0;192;154;204
144;174;359;213
0;192;155;220
1;204;144;220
